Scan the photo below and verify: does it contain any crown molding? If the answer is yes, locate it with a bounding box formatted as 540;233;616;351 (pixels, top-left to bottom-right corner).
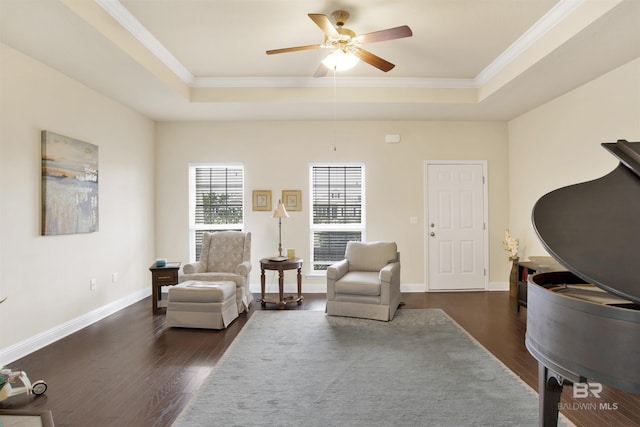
95;0;194;85
191;76;479;89
475;0;585;85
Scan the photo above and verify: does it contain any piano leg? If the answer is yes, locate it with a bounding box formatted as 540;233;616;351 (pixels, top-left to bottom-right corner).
538;364;564;427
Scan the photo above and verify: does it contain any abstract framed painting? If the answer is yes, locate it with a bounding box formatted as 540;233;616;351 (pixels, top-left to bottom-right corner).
41;131;99;235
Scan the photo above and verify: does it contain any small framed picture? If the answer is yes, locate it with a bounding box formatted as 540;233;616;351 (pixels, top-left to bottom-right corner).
252;190;272;211
282;190;302;211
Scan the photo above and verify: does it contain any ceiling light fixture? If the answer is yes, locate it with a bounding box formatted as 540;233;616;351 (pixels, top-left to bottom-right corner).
321;49;359;72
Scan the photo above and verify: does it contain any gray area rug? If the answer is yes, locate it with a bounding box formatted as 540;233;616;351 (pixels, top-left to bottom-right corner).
173;309;564;427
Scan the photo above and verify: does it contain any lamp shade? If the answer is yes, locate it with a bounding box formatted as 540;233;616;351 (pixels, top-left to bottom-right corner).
273;199;290;219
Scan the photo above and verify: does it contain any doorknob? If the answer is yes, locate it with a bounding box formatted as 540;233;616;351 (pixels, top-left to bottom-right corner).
430;232;436;237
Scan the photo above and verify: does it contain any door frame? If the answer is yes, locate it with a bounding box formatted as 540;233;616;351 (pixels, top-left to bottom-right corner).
423;160;489;292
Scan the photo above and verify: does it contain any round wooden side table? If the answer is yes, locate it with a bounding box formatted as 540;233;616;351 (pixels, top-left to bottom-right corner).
259;257;303;309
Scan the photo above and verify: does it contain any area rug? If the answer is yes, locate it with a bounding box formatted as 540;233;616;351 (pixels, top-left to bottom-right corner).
173;309;565;427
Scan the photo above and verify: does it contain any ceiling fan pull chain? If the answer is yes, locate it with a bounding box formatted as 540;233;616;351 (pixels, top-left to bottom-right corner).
333;70;337;152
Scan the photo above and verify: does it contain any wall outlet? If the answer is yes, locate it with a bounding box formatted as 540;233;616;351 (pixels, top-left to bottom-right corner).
90;278;97;291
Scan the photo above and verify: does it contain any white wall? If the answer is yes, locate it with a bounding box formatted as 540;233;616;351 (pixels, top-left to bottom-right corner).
508;57;640;259
155;120;510;293
0;43;156;361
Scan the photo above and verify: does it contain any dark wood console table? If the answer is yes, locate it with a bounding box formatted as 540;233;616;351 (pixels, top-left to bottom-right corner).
149;262;181;314
259;258;303;309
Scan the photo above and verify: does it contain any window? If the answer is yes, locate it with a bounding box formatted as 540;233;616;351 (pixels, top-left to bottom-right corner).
310;164;365;272
189;165;244;260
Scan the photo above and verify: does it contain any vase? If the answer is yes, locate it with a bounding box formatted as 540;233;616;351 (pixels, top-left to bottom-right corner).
509;256;519;297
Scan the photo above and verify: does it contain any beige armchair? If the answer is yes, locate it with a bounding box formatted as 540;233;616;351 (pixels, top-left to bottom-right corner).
326;241;401;321
180;231;253;313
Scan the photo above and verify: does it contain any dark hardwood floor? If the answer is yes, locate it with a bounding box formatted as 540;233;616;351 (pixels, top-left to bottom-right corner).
1;292;638;427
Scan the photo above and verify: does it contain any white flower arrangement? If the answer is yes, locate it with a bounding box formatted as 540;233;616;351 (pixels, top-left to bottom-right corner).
502;229;519;259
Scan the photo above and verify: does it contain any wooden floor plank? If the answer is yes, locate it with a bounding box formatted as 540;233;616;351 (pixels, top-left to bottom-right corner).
1;292;638;426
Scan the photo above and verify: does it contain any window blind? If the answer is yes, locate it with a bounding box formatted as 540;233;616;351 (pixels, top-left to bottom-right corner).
191;165;243;260
310;165;364;271
312;230;362;270
312;166;362;224
194;167;243;226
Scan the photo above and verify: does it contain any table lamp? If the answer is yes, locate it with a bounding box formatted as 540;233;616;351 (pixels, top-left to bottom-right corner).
272;199;290;260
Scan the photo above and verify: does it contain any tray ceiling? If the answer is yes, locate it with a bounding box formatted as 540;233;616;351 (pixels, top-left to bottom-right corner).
1;0;638;121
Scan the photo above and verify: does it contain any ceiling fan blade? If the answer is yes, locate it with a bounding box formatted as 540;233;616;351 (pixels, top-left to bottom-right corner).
266;44;324;55
308;13;339;38
356;25;413;44
313;64;329;78
352;48;395;72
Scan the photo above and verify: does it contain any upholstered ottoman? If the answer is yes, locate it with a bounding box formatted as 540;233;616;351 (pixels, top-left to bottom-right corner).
166;280;238;329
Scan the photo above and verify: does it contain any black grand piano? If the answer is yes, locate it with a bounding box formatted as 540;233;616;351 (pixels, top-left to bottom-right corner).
526;139;640;426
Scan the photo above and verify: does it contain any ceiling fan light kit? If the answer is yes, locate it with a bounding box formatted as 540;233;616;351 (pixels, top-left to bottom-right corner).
321;49;359;71
266;10;413;77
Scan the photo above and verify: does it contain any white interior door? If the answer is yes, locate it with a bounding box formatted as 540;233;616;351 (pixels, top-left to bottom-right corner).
425;162;487;290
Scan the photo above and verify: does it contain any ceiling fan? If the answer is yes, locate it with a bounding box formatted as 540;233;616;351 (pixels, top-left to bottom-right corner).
266;10;413;77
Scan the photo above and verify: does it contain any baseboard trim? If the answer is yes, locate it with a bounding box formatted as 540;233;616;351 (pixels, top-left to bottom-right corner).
0;288;151;365
488;281;509;291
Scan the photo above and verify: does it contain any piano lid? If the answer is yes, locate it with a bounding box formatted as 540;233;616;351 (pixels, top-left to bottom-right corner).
532;140;640;305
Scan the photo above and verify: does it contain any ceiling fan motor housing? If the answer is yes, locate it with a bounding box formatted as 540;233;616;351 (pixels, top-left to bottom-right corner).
331;10;350;27
329;10;356;49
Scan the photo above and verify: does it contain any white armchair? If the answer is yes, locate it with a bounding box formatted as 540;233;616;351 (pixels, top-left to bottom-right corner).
180;231;253;313
326;241;401;321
